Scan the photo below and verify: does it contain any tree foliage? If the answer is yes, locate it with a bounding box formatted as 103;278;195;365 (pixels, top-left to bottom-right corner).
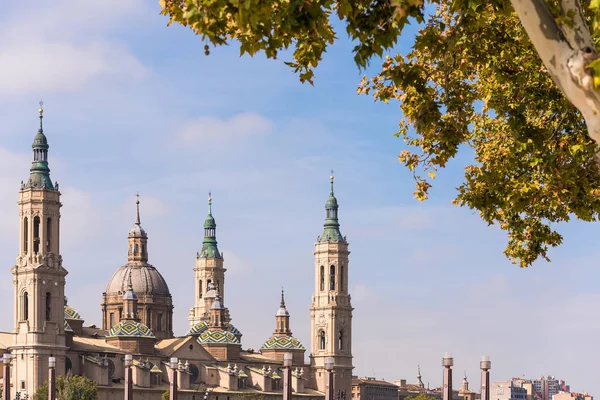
159;0;600;267
33;375;98;400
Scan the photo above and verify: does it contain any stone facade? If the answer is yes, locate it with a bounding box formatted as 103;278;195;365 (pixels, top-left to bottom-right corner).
0;108;354;400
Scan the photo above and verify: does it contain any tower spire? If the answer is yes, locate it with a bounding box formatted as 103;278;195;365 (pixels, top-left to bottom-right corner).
39;101;44;131
274;288;291;335
199;192;220;258
136;193;141;225
319;171;344;242
25;102;54;190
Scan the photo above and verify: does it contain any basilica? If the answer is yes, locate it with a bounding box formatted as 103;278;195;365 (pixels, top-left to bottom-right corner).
0;108;354;400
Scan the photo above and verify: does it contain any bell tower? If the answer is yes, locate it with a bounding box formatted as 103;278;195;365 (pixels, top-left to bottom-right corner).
189;194;227;325
310;173;353;398
10;104;68;396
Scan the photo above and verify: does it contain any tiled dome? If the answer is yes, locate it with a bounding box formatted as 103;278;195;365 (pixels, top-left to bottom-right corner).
64;320;73;332
198;330;240;345
64;305;83;321
105;264;170;297
187;321;242;340
107;320;155;338
187;321;208;336
261;336;305;350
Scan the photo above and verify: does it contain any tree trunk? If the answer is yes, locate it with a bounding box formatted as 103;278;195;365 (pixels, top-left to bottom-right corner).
510;0;600;153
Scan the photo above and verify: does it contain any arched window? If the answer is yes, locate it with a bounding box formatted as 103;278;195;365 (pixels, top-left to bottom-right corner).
338;330;343;350
216;280;220;292
46;217;52;252
65;357;72;374
45;292;52;321
33;216;40;253
207;279;212;290
23;217;28;253
189;364;200;384
340;265;345;292
23;292;29;321
134;244;139;255
157;314;163;332
330;265;336;291
320;266;325;291
320;331;326;350
141;244;146;257
199;280;203;299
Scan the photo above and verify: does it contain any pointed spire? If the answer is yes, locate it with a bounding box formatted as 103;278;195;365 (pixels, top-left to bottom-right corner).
39;101;44;131
280;287;286;308
330;170;335;195
199;192;220;258
127;269;134;293
417;365;425;388
25;101;54;190
128;194;147;238
136;193;141;225
319;171;344;242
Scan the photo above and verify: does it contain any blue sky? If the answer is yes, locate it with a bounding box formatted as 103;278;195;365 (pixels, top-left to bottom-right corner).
0;0;598;395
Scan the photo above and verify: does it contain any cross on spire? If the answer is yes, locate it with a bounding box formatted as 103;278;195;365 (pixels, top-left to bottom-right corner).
208;192;212;214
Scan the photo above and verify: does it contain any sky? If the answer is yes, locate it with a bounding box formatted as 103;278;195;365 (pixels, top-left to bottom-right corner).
0;0;598;395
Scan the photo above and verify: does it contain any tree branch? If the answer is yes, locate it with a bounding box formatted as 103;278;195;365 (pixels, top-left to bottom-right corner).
510;0;600;156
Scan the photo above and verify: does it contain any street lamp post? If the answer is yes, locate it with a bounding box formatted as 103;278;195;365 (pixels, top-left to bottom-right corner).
283;353;293;400
324;357;335;400
3;354;11;400
442;352;454;400
124;355;133;400
170;357;178;400
48;357;56;400
480;356;491;400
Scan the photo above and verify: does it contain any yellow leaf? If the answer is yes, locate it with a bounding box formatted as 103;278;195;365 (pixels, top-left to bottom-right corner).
428;171;436;179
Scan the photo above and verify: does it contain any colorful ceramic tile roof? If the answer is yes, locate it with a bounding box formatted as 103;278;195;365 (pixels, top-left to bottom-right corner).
64;320;73;332
107;320;156;339
64;305;83;321
226;323;242;338
261;335;305;350
198;329;240;345
187;321;208;336
187;321;242;339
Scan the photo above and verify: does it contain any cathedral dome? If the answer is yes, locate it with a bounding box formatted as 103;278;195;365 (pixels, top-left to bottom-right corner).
187;321;242;340
198;330;240;345
261;335;305;350
107;320;156;338
105;264;170;297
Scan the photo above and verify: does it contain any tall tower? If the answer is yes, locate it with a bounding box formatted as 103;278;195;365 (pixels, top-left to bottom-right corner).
189;194;227;325
310;174;353;397
10;105;68;396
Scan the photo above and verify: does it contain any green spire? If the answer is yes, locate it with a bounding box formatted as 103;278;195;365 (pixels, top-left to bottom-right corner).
25;102;54;190
319;171;345;242
199;192;221;258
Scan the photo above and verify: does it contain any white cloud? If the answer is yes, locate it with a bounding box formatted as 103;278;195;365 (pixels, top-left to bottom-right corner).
176;113;275;145
0;0;149;97
0;41;148;94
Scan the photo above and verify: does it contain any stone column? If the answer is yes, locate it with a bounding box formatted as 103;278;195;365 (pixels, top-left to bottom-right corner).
124;355;133;400
442;352;454;400
283;353;293;400
170;357;178;400
3;354;11;400
48;357;56;400
325;357;335;400
480;356;491;400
